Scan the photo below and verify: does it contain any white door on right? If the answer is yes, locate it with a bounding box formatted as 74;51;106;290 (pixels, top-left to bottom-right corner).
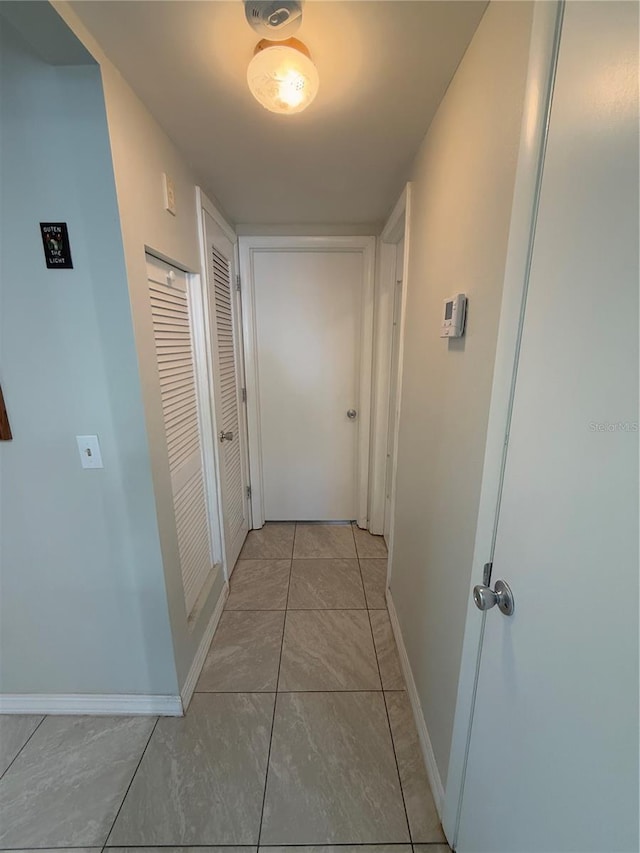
458;3;638;852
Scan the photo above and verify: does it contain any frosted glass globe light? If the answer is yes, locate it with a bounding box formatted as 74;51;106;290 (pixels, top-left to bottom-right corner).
247;39;319;115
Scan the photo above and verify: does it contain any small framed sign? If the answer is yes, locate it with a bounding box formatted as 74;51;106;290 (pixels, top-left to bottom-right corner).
40;222;73;269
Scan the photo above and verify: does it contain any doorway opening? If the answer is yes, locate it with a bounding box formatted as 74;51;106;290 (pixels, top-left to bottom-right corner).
239;236;376;528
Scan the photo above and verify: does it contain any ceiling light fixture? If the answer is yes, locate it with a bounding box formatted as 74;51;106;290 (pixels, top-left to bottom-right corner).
247;38;319;115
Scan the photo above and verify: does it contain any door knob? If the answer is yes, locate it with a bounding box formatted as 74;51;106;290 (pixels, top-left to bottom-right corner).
219;430;234;443
347;409;358;420
473;579;514;616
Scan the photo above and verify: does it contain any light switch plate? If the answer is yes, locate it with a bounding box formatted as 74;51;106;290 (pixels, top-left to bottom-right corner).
76;435;103;469
162;172;176;216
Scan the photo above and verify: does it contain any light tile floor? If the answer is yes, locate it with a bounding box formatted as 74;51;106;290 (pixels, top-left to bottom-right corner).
0;522;449;852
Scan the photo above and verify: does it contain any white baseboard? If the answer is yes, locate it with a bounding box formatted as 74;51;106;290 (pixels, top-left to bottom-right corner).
180;580;229;712
0;693;183;716
0;584;230;719
386;588;446;816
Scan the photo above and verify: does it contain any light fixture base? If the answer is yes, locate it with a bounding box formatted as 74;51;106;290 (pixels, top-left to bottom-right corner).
254;37;310;60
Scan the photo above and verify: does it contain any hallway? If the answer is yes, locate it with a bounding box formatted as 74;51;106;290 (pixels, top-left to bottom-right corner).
0;523;448;849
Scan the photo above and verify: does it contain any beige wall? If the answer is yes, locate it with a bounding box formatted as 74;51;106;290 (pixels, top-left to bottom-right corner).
54;1;228;690
389;1;533;784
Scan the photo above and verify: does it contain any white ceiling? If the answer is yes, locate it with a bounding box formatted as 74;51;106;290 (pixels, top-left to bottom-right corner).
70;1;487;227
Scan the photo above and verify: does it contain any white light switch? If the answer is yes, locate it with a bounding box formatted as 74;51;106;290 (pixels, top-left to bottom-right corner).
76;435;103;469
162;172;176;216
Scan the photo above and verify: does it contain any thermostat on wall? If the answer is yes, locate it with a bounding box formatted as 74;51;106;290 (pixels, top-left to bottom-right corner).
440;293;467;338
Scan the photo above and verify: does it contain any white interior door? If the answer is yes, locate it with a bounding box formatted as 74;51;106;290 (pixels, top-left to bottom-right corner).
384;237;404;543
203;212;250;575
242;242;374;523
457;3;638;851
147;254;217;613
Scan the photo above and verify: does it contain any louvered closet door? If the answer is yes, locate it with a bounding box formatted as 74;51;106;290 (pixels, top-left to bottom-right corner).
204;212;249;574
147;255;214;613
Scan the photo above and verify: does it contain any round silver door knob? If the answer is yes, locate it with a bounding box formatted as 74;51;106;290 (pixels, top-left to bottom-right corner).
473;580;515;616
473;585;498;612
347;409;357;419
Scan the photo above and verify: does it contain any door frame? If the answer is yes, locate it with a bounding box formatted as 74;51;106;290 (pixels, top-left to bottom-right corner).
196;188;252;580
369;185;412;544
442;2;565;845
238;235;376;528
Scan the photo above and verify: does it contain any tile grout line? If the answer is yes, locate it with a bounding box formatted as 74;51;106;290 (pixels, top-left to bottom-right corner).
1;838;419;850
224;607;379;612
381;656;415;845
100;716;159;852
195;689;393;694
239;557;388;567
0;844;430;850
255;523;295;845
0;715;46;783
359;549;414;846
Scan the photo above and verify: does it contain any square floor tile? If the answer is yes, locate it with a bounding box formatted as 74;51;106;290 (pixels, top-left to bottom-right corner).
385;692;446;843
413;846;451;852
0;715;155;848
353;524;388;558
226;560;291;610
240;523;295;559
370;610;404;690
0;714;43;777
279;610;381;691
293;524;356;558
196;611;285;692
261;692;409;843
288;559;365;609
108;693;274;845
360;559;388;609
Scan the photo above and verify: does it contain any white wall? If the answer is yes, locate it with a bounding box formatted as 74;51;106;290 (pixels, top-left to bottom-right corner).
0;20;178;695
52;0;228;690
236;224;381;237
389;1;533;784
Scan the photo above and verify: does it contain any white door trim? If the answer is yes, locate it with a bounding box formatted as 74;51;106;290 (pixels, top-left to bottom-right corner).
369;185;413;605
442;3;564;845
370;185;412;539
180;580;229;711
198;189;236;244
238;235;376;528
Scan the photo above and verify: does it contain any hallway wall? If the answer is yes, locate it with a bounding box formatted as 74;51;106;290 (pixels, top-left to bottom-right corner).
389;1;534;784
0;19;178;696
52;0;231;691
